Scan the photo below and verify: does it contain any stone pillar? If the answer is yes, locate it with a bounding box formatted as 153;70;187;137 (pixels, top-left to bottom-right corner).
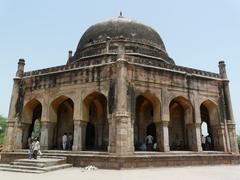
156;121;170;152
159;87;171;151
40;121;55;150
219;61;239;153
109;42;134;155
114;111;134;155
22;123;31;149
187;123;202;151
3;121;15;150
97;123;103;148
108;115;116;153
190;94;203;152
227;123;239;153
211;124;226;151
72;120;87;151
106;36;111;53
15;122;23;149
139;122;145;144
4;59;25;151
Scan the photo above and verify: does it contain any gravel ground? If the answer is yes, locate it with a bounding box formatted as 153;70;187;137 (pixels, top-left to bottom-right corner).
0;165;240;180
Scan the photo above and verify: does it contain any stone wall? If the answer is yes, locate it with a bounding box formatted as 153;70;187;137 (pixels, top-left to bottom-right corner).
4;52;238;155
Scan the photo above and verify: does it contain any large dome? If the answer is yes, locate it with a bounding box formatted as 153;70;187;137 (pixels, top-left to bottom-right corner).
77;17;166;52
71;16;174;64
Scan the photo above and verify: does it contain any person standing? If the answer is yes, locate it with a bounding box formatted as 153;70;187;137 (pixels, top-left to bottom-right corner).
62;133;68;150
27;137;33;159
68;133;73;150
206;135;212;150
145;134;154;151
32;139;40;159
201;135;206;150
27;137;32;149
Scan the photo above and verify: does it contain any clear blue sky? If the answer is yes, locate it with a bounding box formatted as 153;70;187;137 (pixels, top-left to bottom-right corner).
0;0;239;132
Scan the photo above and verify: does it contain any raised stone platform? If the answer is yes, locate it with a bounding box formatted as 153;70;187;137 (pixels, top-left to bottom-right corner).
0;156;72;173
1;150;240;169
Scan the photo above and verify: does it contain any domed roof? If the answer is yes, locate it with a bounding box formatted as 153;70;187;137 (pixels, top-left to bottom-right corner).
76;17;166;52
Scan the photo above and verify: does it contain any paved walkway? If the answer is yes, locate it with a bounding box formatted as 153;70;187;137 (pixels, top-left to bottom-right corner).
0;165;240;180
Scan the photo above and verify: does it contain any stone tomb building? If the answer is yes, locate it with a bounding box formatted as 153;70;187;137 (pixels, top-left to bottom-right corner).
4;16;239;158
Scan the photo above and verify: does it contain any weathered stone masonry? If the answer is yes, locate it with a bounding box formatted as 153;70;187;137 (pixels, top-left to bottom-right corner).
4;16;238;156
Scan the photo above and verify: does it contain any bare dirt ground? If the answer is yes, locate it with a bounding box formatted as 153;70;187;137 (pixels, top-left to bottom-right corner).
0;165;240;180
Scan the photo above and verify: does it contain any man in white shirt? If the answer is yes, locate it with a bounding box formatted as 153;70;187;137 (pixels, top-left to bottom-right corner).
62;133;68;150
201;135;206;150
145;134;154;151
32;139;40;159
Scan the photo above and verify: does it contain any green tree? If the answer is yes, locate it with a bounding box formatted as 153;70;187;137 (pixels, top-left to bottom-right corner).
0;115;7;144
237;135;240;150
31;119;41;140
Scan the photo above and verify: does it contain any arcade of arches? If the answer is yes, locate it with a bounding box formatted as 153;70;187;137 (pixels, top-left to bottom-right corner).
21;92;226;153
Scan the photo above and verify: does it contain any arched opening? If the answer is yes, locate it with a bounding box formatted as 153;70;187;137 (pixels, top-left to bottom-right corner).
200;100;223;151
169;96;192;151
22;99;42;149
50;96;74;150
134;93;160;151
83;92;108;151
85;122;95;149
201;121;208;150
147;123;156;142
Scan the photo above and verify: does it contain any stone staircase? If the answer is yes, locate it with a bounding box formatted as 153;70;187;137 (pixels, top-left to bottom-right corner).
0;156;72;173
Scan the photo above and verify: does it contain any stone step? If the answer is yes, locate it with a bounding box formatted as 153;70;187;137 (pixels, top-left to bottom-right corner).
0;163;73;173
42;163;73;172
0;164;46;171
0;165;44;174
10;162;46;168
40;155;67;159
13;158;66;167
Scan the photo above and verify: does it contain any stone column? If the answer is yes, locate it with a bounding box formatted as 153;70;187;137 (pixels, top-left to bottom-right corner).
109;42;134;155
190;95;203;152
219;61;239;153
22;123;31;149
108;115;116;153
114;111;134;155
97;123;103;148
4;59;25;151
72;120;87;151
40;121;55;150
227;123;239;153
156;121;170;152
15;122;23;149
139;122;145;144
187;123;202;151
159;87;171;151
3;121;15;150
211;124;226;151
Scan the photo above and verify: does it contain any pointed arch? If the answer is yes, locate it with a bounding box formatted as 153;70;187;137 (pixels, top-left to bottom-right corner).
169;96;193;151
200;99;219;126
49;95;74;149
22;98;42;124
200;99;223;151
82;91;108;151
22;98;42;148
134;92;160;151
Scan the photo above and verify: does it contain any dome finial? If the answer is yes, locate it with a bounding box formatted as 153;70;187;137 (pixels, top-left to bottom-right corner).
119;11;124;18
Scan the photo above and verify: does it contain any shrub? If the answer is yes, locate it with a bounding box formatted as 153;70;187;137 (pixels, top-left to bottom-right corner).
0;115;6;145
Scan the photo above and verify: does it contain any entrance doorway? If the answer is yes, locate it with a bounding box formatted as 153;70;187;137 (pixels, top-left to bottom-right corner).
146;123;156;141
85;122;95;150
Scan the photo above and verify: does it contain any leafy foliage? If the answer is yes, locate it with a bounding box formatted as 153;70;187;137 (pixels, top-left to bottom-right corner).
0;115;7;144
237;135;240;150
31;119;41;140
